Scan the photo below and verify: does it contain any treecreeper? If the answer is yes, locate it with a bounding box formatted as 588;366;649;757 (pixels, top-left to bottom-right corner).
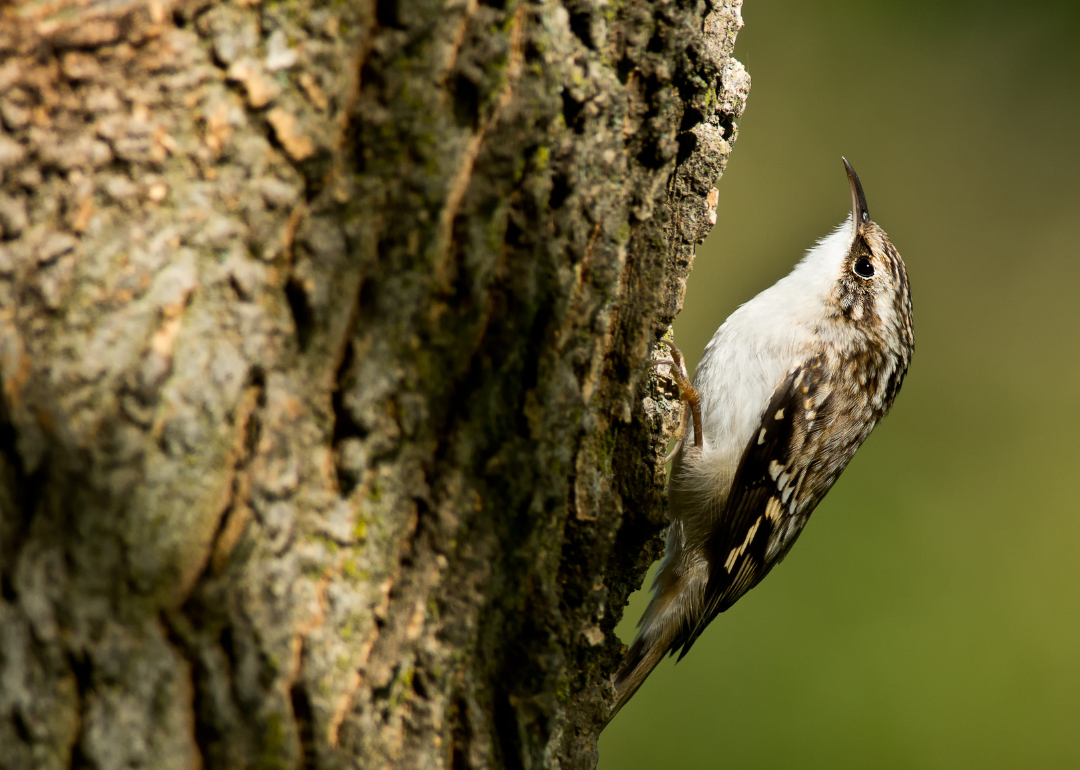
611;159;915;720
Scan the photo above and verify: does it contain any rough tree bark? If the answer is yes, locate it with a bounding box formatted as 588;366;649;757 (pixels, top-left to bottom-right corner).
0;0;748;767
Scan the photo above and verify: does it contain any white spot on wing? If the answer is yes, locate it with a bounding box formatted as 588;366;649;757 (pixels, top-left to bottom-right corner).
725;516;763;572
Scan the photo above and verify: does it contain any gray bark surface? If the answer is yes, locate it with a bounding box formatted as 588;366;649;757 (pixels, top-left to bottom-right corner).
0;0;748;767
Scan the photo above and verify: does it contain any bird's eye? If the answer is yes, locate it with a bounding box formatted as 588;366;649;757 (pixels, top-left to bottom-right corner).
853;257;874;278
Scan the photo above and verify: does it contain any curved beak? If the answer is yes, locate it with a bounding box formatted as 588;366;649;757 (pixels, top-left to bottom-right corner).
842;157;870;238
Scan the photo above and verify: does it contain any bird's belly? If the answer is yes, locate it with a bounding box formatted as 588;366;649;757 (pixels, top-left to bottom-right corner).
695;332;800;460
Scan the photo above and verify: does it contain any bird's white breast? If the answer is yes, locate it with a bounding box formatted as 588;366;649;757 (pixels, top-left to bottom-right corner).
688;220;853;480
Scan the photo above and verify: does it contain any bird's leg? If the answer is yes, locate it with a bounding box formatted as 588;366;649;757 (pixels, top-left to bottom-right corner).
651;341;704;450
651;361;688;462
664;342;704;449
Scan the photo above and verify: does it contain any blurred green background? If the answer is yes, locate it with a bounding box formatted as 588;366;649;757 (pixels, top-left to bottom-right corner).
600;1;1080;767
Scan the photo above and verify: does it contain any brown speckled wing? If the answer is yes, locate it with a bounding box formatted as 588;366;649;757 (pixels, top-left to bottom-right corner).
675;357;841;660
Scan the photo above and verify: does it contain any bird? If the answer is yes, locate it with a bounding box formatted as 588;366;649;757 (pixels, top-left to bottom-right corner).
610;158;914;720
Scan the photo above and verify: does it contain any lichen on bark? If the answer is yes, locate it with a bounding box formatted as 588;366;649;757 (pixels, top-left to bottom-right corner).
0;0;748;768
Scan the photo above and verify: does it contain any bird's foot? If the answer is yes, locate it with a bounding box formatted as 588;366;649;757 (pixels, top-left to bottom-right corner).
651;340;703;452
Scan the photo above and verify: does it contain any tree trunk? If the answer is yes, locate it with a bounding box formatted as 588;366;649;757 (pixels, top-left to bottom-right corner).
0;0;748;767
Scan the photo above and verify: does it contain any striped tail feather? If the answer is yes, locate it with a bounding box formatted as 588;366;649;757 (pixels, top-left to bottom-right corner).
607;634;668;724
605;555;701;726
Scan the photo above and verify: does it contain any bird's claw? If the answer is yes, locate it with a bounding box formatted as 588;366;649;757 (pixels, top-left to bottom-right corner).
651;340;704;450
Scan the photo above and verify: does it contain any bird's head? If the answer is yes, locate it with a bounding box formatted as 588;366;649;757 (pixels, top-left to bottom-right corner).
832;158;913;354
